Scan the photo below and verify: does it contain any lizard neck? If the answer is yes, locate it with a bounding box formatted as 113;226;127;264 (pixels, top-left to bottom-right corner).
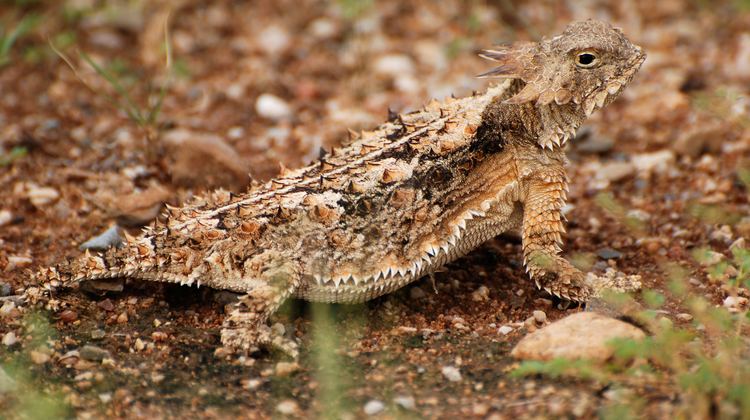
478;80;586;152
503;79;586;150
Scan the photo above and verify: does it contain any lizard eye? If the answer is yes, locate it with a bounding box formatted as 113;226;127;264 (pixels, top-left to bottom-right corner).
575;51;599;68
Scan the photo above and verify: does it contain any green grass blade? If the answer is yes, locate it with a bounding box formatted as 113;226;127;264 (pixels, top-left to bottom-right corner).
78;50;145;124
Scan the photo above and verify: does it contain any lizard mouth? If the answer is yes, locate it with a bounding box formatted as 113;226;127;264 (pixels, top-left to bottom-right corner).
580;46;646;116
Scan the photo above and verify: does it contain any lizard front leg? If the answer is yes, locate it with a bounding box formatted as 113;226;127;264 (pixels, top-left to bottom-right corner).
220;261;301;357
521;173;591;302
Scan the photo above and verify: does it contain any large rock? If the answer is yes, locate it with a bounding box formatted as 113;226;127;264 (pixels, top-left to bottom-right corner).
510;312;645;362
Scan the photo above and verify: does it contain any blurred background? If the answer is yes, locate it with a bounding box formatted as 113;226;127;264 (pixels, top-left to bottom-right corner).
1;0;750;418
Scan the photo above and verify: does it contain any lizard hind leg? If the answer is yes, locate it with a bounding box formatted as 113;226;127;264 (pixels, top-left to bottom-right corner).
219;261;301;358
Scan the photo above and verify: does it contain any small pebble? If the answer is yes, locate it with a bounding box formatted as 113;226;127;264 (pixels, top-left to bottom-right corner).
723;296;748;312
276;399;299;415
79;225;123;251
91;329;106;340
134;338;146;351
393;395;416;410
471;285;490;302
0;282;11;297
675;313;693;322
2;331;17;346
255;94;292;120
116;312;129;324
80;345;111;362
26;185;59;207
5;255;32;271
0;301;16;316
275;361;299;377
364;400;385;416
597;248;622;260
29;350;50;365
374;54;415;76
533;310;547;324
0;210;12;227
441;365;462;382
498;325;514;335
59;309;78;323
472;403;490;416
242;378;263;390
97;299;115;312
151;331;168;342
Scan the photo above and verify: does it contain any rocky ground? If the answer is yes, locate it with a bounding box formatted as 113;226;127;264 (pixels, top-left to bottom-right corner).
1;0;750;418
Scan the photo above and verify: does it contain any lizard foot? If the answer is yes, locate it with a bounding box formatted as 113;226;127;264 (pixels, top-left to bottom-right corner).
585;268;642;298
583;268;642;317
220;298;299;359
533;260;592;303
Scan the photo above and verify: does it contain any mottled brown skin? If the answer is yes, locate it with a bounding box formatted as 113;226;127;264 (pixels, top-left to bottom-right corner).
30;20;645;355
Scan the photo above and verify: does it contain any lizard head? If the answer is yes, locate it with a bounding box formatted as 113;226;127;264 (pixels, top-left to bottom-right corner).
479;20;646;116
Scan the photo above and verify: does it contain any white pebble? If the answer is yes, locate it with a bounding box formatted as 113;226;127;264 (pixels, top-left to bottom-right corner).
258;25;290;55
2;331;17;346
255;94;292;121
275;399;299;415
0;210;12;227
5;255;32;271
364;400;385;415
374;54;415;77
393;395;416;410
227;126;245;139
26;185;59;207
533;310;547;324
723;296;748;312
309;18;337;39
675;313;693;322
441;365;462;382
0;301;15;316
498;325;514;335
631;150;675;174
471;285;490;302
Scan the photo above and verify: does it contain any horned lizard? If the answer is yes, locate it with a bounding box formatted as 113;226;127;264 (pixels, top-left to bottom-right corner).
28;20;645;356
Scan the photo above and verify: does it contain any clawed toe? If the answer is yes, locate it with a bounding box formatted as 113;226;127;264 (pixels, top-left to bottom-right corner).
220;323;299;359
